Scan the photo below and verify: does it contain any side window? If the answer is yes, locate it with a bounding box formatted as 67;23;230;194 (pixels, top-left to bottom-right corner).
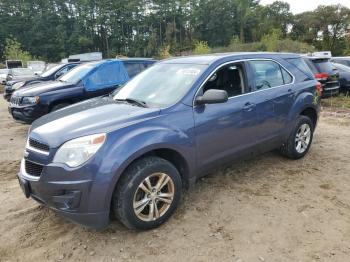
202;63;246;98
281;68;293;84
249;60;285;90
123;62;141;78
55;64;77;79
85;63;125;91
87;67;105;88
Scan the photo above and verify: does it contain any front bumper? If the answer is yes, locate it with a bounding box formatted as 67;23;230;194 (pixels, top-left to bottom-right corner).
3;86;13;101
8;104;45;124
17;158;110;229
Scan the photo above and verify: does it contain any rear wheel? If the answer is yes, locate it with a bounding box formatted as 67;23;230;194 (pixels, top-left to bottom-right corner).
280;115;314;159
112;156;182;230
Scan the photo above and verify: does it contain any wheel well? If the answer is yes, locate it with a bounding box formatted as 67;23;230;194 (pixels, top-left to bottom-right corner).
124;148;190;189
49;100;72;112
300;107;317;128
146;148;190;189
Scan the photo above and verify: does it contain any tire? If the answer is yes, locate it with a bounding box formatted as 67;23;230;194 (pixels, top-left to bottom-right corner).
51;103;70;112
112;156;182;230
280;115;314;159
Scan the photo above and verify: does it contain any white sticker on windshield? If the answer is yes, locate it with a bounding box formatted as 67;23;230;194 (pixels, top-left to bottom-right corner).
176;68;201;76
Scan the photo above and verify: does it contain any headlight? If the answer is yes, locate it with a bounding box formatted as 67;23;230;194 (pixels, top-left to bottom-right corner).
53;133;106;168
12;81;25;90
21;96;39;106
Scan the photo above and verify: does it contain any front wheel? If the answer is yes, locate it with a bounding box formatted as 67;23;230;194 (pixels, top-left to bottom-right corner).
112;156;182;230
280;115;314;159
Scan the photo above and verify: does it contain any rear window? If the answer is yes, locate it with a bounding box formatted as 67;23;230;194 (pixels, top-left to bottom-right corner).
288;58;314;80
310;58;336;74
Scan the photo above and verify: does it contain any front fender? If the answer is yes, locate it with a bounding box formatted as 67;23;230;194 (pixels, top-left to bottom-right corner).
95;124;195;211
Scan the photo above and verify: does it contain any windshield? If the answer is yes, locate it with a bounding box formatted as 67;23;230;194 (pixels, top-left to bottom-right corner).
113;63;206;107
59;62;97;84
41;64;64;77
11;68;35;76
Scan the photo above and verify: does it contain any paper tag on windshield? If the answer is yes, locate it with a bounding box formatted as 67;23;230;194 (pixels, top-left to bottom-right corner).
176;68;201;76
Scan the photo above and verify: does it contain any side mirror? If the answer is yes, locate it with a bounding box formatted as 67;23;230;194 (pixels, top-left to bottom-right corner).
196;89;228;105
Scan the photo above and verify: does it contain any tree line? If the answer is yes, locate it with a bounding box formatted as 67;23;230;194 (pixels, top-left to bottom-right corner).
0;0;350;62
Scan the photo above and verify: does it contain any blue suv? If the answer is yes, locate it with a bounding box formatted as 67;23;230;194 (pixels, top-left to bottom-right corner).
18;53;320;230
9;58;155;123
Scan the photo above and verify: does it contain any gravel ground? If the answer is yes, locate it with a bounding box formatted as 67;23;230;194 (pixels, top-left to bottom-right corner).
1;97;350;262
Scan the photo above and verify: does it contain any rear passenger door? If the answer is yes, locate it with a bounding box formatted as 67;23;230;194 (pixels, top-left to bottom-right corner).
247;60;295;145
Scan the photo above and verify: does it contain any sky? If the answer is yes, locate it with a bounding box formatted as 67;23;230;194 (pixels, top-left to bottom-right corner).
260;0;350;14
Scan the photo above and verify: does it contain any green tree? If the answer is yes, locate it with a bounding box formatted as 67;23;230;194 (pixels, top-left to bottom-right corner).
4;38;34;65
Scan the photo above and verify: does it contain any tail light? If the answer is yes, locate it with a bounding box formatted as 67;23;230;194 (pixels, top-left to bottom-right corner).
314;73;329;81
316;81;322;96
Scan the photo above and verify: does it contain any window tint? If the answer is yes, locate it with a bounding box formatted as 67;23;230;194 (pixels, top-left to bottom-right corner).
281;68;293;84
303;58;318;74
202;63;245;98
312;59;335;74
249;60;285;90
123;62;141;78
287;58;314;80
57;64;75;76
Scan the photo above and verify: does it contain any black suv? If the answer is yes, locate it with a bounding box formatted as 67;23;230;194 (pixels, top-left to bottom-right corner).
9;59;155;123
303;57;340;97
4;62;81;101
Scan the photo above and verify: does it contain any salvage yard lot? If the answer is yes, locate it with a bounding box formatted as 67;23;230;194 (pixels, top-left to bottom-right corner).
1;97;350;262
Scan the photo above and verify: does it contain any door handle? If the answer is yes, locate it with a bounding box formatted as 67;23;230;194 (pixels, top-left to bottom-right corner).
242;102;256;111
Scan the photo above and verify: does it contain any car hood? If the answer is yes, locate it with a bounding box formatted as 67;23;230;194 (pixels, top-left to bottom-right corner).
29;97;161;148
13;81;72;97
9;75;38;82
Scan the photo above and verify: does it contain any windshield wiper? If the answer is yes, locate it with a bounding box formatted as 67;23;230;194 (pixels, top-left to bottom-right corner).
115;98;148;108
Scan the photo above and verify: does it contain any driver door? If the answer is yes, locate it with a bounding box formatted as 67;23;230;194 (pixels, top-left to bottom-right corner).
193;61;260;173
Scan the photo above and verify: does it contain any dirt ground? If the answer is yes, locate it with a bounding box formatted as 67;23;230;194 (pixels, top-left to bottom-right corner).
1;97;350;262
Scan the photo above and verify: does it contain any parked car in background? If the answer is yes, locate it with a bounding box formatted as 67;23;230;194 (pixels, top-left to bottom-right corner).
0;69;9;85
6;60;23;69
27;61;46;75
6;68;36;82
17;53;320;229
331;57;350;67
303;56;340;97
9;58;155;123
332;62;350;94
4;62;81;101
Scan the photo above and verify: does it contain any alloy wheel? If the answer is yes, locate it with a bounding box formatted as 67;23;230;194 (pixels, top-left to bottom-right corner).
133;172;175;222
295;123;311;154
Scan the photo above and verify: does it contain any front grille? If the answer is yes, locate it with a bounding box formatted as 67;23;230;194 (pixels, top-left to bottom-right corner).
10;96;21;106
25;160;43;177
29;138;50;152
